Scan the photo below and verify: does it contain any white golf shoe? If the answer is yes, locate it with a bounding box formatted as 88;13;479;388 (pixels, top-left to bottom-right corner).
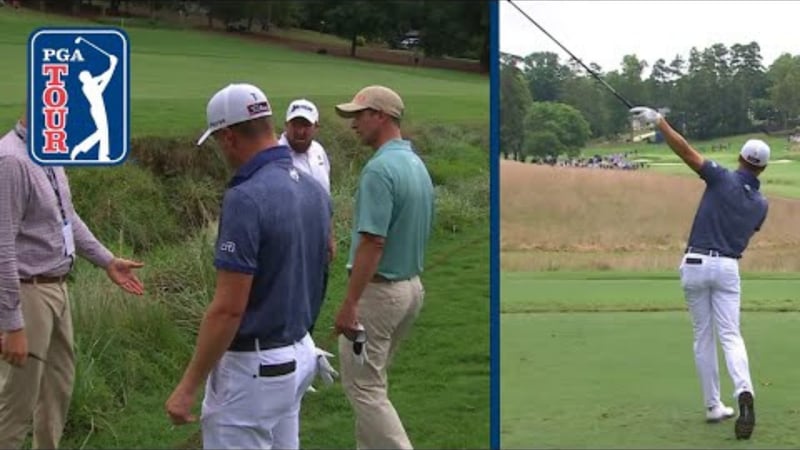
706;404;736;423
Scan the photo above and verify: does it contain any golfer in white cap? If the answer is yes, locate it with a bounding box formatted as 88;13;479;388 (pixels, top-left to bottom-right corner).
166;83;337;450
630;106;769;440
279;99;334;335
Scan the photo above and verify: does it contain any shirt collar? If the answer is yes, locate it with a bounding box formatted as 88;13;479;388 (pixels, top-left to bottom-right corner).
735;168;760;191
229;145;292;188
374;138;411;158
13;121;27;144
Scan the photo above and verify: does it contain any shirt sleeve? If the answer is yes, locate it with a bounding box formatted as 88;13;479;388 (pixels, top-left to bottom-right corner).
0;157;27;331
354;167;393;238
322;147;331;176
213;188;260;274
698;159;727;185
755;201;768;232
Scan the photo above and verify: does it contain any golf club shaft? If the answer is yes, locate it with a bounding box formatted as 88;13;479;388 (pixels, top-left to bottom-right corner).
506;0;635;109
79;37;112;59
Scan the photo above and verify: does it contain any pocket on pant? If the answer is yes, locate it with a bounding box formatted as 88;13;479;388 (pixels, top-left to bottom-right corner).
255;368;297;420
679;264;702;289
259;360;296;377
205;362;232;407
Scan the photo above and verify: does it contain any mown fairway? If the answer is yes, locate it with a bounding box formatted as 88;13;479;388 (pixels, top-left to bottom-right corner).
0;9;488;131
587;134;800;198
1;7;489;449
501;272;800;449
501;136;800;447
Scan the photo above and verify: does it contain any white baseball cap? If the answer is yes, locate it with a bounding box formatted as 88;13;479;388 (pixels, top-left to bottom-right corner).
197;83;273;146
739;139;770;167
286;99;319;124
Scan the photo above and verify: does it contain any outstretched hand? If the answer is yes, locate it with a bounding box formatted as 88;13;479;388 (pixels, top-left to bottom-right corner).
629;106;662;126
106;257;145;295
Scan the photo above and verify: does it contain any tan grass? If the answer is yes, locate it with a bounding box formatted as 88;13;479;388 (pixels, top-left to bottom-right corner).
501;161;800;271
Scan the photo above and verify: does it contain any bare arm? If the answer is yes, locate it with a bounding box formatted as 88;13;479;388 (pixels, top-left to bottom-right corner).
343;233;385;307
655;117;705;174
0;158;27;332
175;270;252;393
328;223;336;263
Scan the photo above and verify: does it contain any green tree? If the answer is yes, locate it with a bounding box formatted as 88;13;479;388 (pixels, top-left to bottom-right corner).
525;131;563;160
524;102;591;158
560;75;612;138
419;1;489;71
323;0;388;57
522;52;570;102
767;53;800;129
500;61;533;160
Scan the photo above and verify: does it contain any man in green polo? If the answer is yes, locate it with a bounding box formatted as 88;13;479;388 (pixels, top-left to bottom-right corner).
333;85;434;449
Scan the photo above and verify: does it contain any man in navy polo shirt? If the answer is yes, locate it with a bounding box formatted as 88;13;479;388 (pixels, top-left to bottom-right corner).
165;83;335;449
631;106;769;440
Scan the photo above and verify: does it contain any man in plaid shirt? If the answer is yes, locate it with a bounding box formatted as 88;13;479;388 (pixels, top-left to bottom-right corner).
0;110;145;449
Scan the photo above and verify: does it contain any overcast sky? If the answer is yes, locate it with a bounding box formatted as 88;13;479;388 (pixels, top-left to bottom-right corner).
500;1;800;75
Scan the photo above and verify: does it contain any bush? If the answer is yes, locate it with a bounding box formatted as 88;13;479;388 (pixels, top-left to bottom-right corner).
432;175;489;234
67;164;182;254
164;175;223;231
129;136;230;183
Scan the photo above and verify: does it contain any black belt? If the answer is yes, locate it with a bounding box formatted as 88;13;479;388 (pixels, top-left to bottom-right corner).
685;246;740;259
346;269;413;283
228;337;293;352
20;275;68;284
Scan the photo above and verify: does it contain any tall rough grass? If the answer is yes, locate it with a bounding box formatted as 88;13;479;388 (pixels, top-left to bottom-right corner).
59;121;488;447
501;160;800;272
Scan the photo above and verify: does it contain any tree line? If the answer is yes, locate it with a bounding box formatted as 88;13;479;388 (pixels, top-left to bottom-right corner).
24;0;488;70
501;42;800;161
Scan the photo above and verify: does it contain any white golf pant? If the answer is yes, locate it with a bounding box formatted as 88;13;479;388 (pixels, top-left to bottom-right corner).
201;333;317;450
680;252;754;409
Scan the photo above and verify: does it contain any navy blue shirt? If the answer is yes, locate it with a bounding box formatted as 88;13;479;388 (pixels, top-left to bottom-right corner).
686;160;769;259
214;146;331;344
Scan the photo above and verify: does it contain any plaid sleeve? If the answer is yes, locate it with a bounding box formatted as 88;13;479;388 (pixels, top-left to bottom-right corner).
0;156;28;331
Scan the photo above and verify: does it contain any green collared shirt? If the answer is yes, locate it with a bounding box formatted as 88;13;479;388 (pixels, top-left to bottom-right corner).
347;139;435;280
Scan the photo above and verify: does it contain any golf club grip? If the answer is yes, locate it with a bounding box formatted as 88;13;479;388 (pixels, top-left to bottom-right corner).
506;0;635;109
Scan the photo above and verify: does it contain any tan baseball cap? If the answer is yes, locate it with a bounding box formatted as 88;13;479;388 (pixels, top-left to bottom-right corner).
335;85;404;119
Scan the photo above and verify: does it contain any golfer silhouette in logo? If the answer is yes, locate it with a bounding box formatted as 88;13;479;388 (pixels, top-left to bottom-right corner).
70;39;118;162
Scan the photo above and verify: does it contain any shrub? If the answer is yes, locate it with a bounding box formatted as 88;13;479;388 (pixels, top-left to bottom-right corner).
67;164;182;253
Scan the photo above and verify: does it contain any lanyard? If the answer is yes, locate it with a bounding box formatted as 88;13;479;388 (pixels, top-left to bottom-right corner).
14;123;74;265
44;168;69;225
13;121;27;143
47;168;75;267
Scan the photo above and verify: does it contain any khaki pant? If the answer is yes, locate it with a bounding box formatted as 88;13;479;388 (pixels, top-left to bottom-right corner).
339;276;424;450
0;282;75;449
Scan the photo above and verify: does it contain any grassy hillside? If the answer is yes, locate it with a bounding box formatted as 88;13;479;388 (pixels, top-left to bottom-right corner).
0;8;488;131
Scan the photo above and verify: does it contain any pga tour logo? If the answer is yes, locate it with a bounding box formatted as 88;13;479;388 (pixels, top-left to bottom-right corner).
28;28;129;166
